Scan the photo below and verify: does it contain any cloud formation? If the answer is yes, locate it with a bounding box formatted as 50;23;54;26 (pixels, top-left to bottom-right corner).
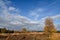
29;8;45;20
9;7;16;11
0;0;60;31
0;0;43;31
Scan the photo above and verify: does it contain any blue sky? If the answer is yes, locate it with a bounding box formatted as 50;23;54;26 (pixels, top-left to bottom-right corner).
0;0;60;31
11;0;60;20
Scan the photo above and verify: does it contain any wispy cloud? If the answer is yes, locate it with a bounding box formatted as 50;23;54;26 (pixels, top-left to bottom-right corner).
9;7;16;11
0;0;60;31
52;15;60;20
0;0;42;31
48;0;59;7
29;8;44;20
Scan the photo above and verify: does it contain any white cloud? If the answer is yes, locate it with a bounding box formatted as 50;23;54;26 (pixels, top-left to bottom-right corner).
0;0;42;31
37;8;44;12
35;15;39;20
52;15;60;20
9;7;16;11
29;8;45;20
40;15;60;22
0;0;60;31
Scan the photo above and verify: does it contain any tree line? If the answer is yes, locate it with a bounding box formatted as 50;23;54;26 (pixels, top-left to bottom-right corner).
0;28;14;33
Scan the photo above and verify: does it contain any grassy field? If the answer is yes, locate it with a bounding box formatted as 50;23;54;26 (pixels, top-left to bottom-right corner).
0;32;60;40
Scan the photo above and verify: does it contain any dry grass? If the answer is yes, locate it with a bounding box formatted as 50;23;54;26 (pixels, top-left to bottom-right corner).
0;32;60;40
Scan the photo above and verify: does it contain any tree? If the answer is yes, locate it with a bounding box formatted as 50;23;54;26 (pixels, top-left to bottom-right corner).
1;28;6;33
22;28;27;33
44;17;56;40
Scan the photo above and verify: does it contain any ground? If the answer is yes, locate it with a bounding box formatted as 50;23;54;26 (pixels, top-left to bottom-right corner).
0;32;60;40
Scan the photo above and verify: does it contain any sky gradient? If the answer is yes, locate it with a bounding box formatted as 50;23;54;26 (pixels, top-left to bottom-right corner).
0;0;60;31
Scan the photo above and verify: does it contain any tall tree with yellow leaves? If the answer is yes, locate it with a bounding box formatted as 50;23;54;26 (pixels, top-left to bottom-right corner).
44;17;56;40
